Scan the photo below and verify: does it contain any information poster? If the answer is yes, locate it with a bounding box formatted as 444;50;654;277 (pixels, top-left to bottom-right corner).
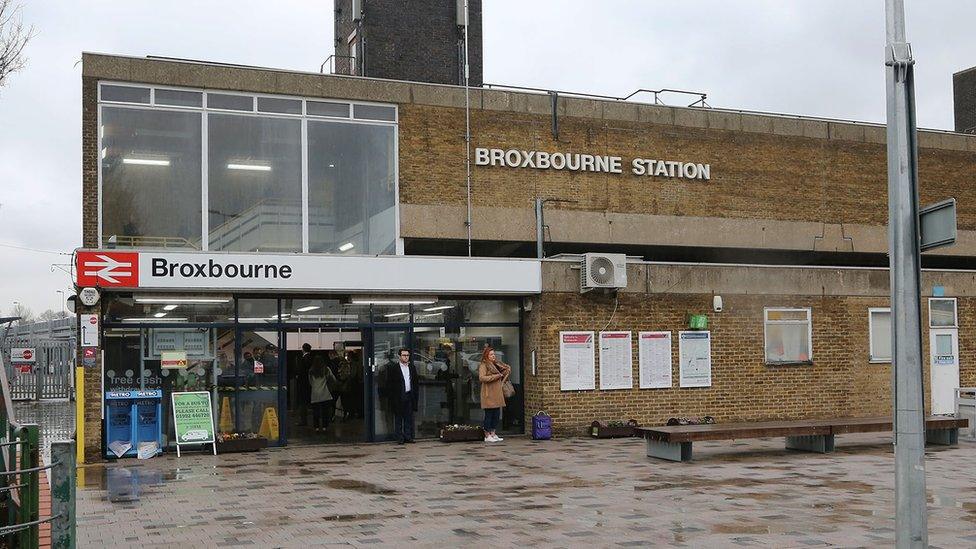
678;331;712;388
638;332;672;389
560;331;595;391
171;391;217;457
599;331;633;390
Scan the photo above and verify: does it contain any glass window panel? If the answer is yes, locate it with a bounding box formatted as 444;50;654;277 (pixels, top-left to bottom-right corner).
208;114;302;252
411;326;522;438
101;84;150;104
307;100;350;118
207;93;254;111
766;309;808;322
308;120;396;254
372;304;410;324
257;96;302;114
281;299;364;323
929;299;957;327
105;295;234;323
870;310;892;361
353;104;396;121
101;107;202;249
765;323;811;363
237;298;278;323
936;334;953;356
155;88;203;107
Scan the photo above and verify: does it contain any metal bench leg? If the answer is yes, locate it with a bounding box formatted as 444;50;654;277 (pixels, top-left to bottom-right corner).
785;434;835;454
925;428;958;446
645;439;692;462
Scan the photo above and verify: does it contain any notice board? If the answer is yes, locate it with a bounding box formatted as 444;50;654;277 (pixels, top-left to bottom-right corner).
599;331;633;390
560;331;595;391
638;331;672;389
678;331;712;388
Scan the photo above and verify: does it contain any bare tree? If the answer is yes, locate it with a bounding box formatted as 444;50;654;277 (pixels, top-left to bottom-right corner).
9;303;34;324
0;0;34;89
37;309;67;321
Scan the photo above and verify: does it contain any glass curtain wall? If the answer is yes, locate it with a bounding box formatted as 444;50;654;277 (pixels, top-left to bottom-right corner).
101;107;202;248
98;83;398;254
103;296;523;449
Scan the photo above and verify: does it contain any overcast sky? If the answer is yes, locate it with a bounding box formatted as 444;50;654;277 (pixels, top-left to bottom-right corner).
0;1;974;315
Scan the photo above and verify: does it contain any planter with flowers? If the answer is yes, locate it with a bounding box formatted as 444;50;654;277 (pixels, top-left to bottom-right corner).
439;424;485;443
590;419;639;439
216;432;268;453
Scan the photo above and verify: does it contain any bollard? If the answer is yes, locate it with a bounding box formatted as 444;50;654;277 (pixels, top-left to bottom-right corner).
50;440;76;549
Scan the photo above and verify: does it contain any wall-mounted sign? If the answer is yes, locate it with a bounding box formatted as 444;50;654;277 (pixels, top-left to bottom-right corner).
78;287;101;306
11;347;35;363
81;314;99;347
76;250;542;294
161;351;188;369
678;331;712;388
599;331;633;390
475;147;711;181
560;331;595;391
82;346;98;368
638;331;672;389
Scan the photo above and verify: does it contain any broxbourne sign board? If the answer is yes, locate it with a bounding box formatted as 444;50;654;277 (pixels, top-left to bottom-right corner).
77;250;542;294
475;147;711;181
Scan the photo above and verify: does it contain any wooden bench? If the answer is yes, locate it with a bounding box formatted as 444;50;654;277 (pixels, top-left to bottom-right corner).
636;416;969;462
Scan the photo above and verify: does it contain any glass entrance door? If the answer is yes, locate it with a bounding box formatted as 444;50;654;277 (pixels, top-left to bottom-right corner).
369;328;411;442
283;327;365;444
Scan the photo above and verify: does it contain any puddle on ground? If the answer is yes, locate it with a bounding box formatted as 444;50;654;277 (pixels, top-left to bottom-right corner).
322;512;405;522
711;523;770;535
323;478;397;495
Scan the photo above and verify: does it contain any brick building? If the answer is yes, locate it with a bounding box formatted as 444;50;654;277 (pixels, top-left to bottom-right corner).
75;7;976;463
955;65;976;134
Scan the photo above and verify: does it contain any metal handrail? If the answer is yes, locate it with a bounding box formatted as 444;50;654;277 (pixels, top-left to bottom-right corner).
0;513;62;536
320;54;355;75
483;83;711;108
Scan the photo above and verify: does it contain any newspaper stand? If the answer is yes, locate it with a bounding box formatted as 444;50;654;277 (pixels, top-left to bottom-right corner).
104;389;163;458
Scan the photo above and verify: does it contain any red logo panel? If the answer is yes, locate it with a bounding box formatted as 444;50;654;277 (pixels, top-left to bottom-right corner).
76;251;139;287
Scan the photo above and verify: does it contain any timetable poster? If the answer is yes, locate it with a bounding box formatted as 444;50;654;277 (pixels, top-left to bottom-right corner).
560;331;596;391
678;331;712;388
638;331;672;389
599;331;633;390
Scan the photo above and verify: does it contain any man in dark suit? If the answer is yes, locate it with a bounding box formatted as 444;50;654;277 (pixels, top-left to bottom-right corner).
385;348;419;444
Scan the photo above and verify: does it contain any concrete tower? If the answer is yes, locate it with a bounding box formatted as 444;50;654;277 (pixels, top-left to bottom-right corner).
953;66;976;134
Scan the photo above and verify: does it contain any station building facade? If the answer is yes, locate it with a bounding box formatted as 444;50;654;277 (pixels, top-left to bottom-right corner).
77;52;976;462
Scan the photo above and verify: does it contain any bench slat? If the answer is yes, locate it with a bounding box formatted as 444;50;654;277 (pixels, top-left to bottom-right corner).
636;416;968;443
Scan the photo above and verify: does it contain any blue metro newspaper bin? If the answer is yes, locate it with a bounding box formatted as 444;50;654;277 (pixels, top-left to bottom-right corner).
105;389;163;458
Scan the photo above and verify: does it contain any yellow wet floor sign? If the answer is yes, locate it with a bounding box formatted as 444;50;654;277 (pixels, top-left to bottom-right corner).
258;406;279;441
219;396;234;433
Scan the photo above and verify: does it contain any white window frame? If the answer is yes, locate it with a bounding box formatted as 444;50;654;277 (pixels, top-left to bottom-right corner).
96;81;399;254
763;307;813;364
928;297;958;328
868;307;892;363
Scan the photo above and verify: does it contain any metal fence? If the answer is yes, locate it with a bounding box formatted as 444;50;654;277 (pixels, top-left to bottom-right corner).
2;318;75;401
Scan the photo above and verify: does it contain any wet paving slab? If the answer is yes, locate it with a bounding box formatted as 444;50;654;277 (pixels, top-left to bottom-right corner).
74;433;976;548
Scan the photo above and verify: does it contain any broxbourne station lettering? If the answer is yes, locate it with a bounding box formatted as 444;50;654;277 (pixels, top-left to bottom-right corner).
151;257;293;280
475;147;710;181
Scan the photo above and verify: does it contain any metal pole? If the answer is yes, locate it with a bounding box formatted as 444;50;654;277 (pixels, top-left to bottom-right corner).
50;440;76;549
884;1;927;547
535;199;544;259
463;0;473;257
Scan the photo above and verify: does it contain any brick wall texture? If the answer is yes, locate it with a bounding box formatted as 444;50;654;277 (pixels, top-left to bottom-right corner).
955;67;976;134
522;291;976;436
397;104;976;230
335;0;483;86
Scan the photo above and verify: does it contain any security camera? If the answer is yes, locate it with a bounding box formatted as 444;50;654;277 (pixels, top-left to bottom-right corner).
713;295;723;313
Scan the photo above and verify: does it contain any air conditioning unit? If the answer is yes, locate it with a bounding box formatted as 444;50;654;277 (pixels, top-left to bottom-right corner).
580;253;628;292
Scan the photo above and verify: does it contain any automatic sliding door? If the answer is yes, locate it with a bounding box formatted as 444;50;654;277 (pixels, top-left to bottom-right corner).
369;328;410;442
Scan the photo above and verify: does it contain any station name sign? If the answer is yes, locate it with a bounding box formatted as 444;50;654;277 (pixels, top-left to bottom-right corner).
475;147;711;181
75;250;542;294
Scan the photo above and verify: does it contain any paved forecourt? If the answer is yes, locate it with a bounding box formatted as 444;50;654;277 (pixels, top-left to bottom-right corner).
76;434;976;547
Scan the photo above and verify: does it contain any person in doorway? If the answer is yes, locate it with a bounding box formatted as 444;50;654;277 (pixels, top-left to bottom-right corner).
296;343;313;427
385;348;419;444
309;355;336;432
478;346;511;443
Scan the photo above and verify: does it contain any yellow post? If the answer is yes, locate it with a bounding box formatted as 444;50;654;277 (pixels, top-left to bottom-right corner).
75;367;85;464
